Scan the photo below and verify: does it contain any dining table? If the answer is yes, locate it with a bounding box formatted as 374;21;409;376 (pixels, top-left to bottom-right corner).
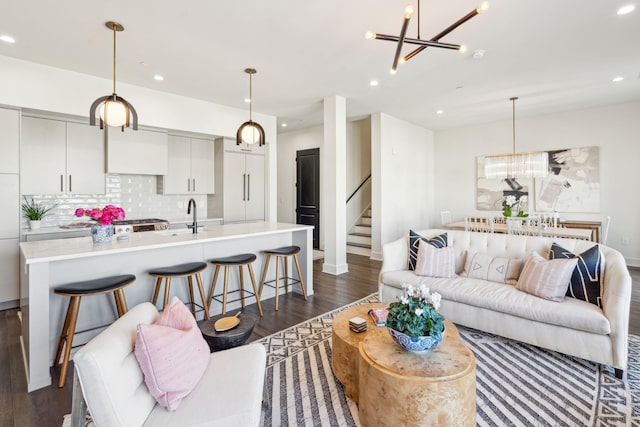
445;221;594;241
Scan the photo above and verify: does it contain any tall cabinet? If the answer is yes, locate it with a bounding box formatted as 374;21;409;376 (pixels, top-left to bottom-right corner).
214;137;265;223
0;107;20;308
21;116;105;195
161;135;215;194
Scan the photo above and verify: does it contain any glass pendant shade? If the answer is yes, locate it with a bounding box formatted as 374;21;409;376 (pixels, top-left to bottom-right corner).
484;152;549;179
99;98;128;127
237;121;265;146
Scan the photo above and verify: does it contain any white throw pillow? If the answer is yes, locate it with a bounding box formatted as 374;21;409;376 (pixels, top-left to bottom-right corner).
414;240;456;278
516;251;578;302
462;251;522;285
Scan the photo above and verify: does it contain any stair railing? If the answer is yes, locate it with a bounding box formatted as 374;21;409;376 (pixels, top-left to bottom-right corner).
346;174;371;204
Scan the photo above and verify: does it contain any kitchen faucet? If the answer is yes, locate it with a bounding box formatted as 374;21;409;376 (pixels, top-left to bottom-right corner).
187;198;198;233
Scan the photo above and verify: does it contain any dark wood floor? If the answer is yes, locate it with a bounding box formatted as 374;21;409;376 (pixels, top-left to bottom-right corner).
0;255;638;427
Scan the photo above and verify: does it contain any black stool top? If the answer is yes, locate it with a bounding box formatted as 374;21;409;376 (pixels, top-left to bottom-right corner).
264;245;301;256
149;262;207;277
54;274;136;296
209;253;257;265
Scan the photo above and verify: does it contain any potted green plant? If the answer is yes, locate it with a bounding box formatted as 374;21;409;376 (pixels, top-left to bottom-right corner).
21;196;55;230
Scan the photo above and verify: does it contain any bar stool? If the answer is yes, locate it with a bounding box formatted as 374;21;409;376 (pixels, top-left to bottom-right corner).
258;246;308;311
149;262;210;320
53;274;136;388
208;253;263;316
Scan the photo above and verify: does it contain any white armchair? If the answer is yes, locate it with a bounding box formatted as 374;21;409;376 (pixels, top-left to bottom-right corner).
71;302;266;427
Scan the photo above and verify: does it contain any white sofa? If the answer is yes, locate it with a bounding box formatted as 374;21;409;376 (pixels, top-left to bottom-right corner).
71;302;267;427
379;229;632;377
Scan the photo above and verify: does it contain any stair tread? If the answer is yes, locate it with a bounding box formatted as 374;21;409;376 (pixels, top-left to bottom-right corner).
349;232;371;237
347;242;372;249
356;223;371;228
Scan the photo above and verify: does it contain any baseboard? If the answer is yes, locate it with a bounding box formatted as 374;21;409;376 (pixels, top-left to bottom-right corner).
0;299;19;311
370;251;383;261
322;263;349;275
626;257;640;268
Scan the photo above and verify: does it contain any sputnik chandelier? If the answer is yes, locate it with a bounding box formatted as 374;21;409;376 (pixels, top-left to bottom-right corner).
366;0;489;74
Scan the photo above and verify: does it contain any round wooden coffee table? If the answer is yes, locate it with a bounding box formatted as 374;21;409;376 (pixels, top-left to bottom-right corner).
198;313;255;352
358;320;476;426
331;302;389;403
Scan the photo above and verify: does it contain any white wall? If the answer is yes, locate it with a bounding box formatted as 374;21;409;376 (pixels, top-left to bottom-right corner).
371;113;435;259
0;54;278;221
434;101;640;265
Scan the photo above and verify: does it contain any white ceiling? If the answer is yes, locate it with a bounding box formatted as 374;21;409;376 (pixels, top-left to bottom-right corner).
1;0;639;132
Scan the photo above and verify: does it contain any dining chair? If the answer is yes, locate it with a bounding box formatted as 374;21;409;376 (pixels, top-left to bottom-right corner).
464;217;494;233
440;211;452;226
602;215;611;245
506;217;542;236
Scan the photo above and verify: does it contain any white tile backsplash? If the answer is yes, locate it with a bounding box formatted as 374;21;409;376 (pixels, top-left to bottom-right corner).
21;174;208;230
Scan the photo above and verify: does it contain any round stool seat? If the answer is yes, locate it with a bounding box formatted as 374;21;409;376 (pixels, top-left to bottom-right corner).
54;274;136;296
149;262;207;277
209;253;257;265
263;245;300;256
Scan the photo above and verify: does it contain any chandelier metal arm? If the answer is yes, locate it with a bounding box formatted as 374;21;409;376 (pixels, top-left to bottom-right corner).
402;6;483;63
375;34;460;50
391;13;412;73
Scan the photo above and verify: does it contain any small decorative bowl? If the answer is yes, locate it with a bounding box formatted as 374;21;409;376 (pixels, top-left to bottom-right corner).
388;327;444;353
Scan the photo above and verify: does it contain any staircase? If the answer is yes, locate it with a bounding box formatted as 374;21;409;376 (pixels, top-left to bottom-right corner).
347;208;372;256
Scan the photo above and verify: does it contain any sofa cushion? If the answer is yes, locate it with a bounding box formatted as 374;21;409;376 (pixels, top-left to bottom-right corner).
516;252;578;302
461;251;522;284
135;297;210;411
380;270;610;334
549;242;603;308
409;230;447;270
415;242;456;278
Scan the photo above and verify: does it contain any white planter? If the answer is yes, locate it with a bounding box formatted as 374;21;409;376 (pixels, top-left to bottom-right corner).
29;220;42;230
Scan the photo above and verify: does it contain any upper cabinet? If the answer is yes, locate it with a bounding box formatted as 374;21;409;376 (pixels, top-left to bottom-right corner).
0;108;19;174
161;135;214;194
21;117;106;195
107;127;168;175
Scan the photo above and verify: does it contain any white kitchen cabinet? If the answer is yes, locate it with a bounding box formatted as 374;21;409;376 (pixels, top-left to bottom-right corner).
107;127;168;175
0;107;20;173
21;117;105;195
0;238;19;307
162;135;214;194
217;138;265;223
0;175;19;239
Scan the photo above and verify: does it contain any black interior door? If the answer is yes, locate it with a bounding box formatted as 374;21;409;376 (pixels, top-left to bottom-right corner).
296;148;320;249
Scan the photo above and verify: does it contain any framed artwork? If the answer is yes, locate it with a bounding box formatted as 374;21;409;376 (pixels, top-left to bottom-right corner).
534;147;600;213
476;157;530;211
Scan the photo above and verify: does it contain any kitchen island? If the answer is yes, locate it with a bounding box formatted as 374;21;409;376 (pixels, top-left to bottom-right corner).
19;222;313;391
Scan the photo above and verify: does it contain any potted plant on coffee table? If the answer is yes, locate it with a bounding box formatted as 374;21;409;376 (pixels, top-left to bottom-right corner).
21;196;55;230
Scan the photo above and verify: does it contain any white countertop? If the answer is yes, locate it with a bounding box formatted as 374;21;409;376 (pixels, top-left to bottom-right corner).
20;222;313;264
21;217;224;235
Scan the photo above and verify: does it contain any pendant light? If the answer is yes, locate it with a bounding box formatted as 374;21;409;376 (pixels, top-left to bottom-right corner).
365;1;489;74
236;68;265;146
89;21;138;131
484;97;548;179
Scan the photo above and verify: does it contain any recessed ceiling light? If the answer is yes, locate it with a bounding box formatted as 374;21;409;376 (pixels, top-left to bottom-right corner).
0;35;15;43
370;80;379;87
244;98;251;103
436;110;444;115
472;49;485;60
281;123;288;128
613;76;624;82
617;4;635;15
153;74;164;81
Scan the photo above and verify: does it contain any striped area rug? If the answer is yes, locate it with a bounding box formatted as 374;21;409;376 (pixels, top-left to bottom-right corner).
257;294;640;427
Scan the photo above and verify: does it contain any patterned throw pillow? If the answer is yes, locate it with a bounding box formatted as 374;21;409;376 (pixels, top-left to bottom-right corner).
516;252;578;302
462;251;522;284
414;241;456;278
548;243;603;308
409;230;447;270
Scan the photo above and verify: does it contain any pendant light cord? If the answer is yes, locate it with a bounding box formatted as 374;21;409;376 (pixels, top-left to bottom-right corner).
511;96;518;154
249;73;253;121
417;0;421;39
112;24;117;94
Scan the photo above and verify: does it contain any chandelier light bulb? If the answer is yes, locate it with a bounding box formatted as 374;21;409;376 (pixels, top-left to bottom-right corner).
390;68;397;75
241;123;261;145
459;44;468;53
404;5;415;18
477;1;490;13
365;31;376;40
99;100;128;127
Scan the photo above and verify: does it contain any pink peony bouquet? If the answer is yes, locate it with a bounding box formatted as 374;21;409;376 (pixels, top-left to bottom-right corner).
75;205;125;226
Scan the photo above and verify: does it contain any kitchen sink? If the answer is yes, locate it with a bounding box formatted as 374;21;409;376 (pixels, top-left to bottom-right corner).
154;227;203;236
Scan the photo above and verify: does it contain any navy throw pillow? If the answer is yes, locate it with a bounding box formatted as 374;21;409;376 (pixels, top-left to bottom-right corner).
409;230;447;271
548;242;602;308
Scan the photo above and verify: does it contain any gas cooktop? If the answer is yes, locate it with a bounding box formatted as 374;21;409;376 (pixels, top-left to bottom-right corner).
112;218;169;225
113;218;170;233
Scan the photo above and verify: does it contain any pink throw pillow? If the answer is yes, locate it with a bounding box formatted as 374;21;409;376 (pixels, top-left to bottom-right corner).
414;240;456;278
516;252;578;302
134;296;210;411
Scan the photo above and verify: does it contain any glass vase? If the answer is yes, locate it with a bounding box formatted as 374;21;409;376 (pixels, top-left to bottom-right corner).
91;224;114;244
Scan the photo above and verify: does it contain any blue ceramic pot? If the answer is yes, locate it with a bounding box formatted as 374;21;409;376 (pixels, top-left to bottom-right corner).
388;327;444;353
91;224;114;244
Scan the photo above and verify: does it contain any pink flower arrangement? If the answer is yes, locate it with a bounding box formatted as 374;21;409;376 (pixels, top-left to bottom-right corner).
75;205;125;226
